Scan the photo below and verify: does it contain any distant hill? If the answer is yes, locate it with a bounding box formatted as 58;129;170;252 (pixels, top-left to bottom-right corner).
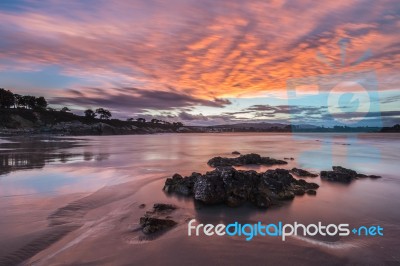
212;122;289;129
188;122;387;133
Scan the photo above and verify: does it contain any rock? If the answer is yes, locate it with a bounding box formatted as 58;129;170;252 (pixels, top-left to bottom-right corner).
296;179;320;189
367;175;381;179
291;168;318;177
292;187;306;195
232;151;241;155
261;169;296;190
194;170;226;204
163;172;199;196
153;203;176;212
356;174;368;178
284;157;295;160
306;190;317;195
139;203;178;234
164;166;319;208
332;166;358;178
139;204;146;209
277;191;295;200
207;153;287;167
356;174;382;179
321;166;382;183
140;217;177;234
320;170;352;183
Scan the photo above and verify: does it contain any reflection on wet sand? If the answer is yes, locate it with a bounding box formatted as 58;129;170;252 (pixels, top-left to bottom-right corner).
0;133;399;265
0;137;109;176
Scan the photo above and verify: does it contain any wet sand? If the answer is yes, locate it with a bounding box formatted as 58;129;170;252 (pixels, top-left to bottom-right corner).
0;133;399;265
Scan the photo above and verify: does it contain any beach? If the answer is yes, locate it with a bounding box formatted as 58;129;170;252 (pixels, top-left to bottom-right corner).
0;133;399;265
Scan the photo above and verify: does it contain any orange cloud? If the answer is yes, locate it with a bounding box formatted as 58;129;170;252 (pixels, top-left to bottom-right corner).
0;0;398;103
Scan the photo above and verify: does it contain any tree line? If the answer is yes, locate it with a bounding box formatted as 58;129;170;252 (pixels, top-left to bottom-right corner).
0;88;115;121
84;108;112;120
1;88;184;126
127;117;183;127
0;88;48;109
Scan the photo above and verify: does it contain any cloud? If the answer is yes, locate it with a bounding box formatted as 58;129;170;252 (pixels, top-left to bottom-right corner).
51;87;231;112
138;103;399;127
178;111;209;121
0;0;398;126
0;0;398;101
246;104;326;116
381;95;400;104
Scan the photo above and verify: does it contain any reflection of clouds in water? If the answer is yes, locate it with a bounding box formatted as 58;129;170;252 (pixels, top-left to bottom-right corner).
0;166;125;197
0;137;110;176
0;133;398;199
0;137;115;197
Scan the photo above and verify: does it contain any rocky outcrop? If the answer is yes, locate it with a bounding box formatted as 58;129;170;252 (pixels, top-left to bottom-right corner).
290;168;318;177
49;121;142;135
139;203;177;234
164;167;319;208
0;109;188;136
164;173;200;196
207;153;287;167
152;203;176;212
232;151;241;155
306;189;317;195
140;217;177;234
320;166;382;183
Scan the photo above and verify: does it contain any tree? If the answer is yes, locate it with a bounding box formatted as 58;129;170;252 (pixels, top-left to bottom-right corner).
151;118;160;124
23;96;37;109
35;97;48;109
0;88;15;108
127;118;134;122
173;122;183;128
95;108;112;120
137;118;146;123
84;109;96;119
61;107;71;112
14;94;24;108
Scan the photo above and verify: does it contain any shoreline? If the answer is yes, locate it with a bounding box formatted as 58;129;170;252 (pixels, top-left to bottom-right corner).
1;130;399;138
0;133;398;265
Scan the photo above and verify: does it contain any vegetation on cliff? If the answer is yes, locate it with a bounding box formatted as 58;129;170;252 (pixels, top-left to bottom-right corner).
0;88;184;135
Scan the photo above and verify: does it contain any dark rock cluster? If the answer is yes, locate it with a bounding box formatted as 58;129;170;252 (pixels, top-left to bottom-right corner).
139;203;177;234
164;167;319;208
162;154;382;212
290;167;318;177
207;153;287;167
320;166;381;183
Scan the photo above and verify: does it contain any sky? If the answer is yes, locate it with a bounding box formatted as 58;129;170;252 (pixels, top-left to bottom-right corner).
0;0;399;126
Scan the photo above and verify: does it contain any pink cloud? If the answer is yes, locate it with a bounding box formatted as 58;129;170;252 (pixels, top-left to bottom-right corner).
0;0;398;102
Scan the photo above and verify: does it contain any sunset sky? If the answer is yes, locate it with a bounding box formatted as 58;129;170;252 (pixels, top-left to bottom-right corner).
0;0;399;126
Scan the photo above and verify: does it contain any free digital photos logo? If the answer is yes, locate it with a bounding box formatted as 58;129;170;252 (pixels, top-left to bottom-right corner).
187;220;384;241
